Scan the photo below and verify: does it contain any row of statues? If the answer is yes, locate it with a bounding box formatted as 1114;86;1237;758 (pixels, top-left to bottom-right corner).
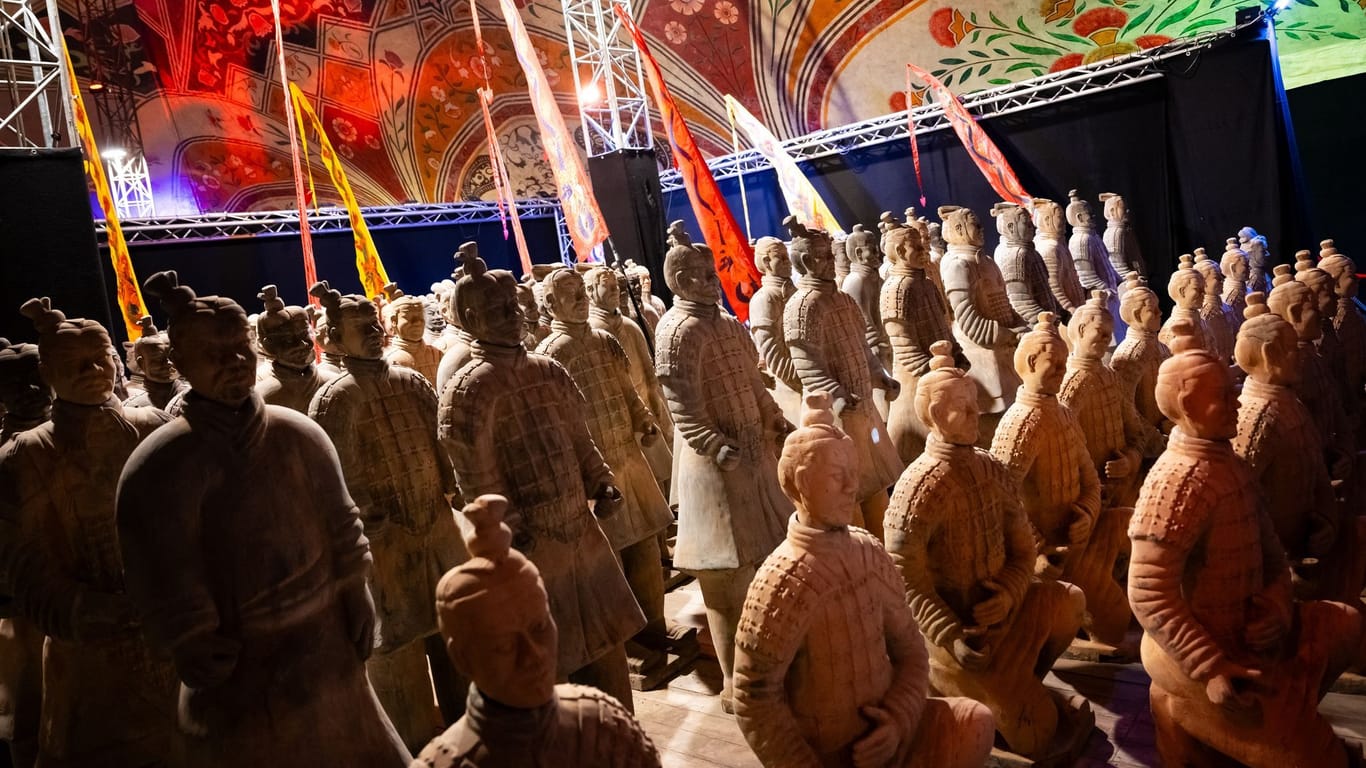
0;197;1361;768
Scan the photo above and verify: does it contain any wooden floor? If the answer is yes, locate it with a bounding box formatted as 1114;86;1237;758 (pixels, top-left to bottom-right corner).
636;580;1366;768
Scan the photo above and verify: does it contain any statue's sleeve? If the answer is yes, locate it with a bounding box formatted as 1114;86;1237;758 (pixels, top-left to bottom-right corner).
876;548;930;743
1002;250;1049;322
786;298;844;397
752;300;802;392
608;335;654;433
116;438;220;654
0;446;86;639
308;385;375;525
1070;420;1103;521
885;480;963;648
301;419;373;585
1120;383;1164;459
1040;243;1080;313
732;561;823;768
988;416;1048;547
555;364;615;496
942;259;1010;348
656;321;726;457
995;466;1037;609
1128;482;1227;681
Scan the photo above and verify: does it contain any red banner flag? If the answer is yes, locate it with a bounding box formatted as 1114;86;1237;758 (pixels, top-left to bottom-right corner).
614;5;760;322
907;63;1031;207
498;0;609;261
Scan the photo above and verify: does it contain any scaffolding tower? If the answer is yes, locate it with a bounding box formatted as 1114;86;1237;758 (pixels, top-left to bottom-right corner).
0;0;70;148
561;0;652;156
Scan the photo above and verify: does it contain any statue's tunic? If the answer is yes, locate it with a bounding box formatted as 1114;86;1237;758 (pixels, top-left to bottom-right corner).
748;275;802;425
386;337;443;386
940;245;1024;415
256;360;335;413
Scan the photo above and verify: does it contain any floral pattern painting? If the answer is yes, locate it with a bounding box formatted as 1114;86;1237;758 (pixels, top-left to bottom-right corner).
61;0;1365;214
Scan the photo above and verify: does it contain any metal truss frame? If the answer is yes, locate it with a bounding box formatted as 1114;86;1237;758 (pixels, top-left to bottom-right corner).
106;151;154;218
0;0;69;148
657;17;1263;192
562;0;652;156
102;200;565;245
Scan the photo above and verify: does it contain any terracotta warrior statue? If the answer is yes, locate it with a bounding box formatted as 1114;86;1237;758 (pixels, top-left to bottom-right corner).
1193;250;1236;363
784;216;903;538
937;205;1028;441
1318;242;1366;441
517;281;547;350
314;305;346;379
1232;296;1342;602
254;285;334;413
1032;198;1086;318
880;220;965;463
841;224;892;370
992;313;1133;646
627;260;667;322
1066;190;1123;338
122;315;188;410
1240;226;1273;295
624;261;662;335
1060;292;1164;509
734;392;995;768
832;235;851;288
412;494;662;768
435;243;480;396
1221;238;1250;325
116;272;410;767
654;230;792;712
585;266;674;496
1267;266;1354;482
1159;254;1210;353
537;267;682;658
1129;320;1363;768
0;339;49;447
1112;274;1172;440
1100;192;1145;279
885;341;1086;759
1294;253;1350;415
0;300;179;768
381;282;443;385
749;236;803;426
437;253;645;710
993;201;1058;326
308;280;466;750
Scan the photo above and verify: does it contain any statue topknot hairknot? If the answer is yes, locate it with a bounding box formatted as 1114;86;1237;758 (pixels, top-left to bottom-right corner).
1243;291;1268;319
309;280;344;312
258;285;286;314
19;297;64;335
1167;319;1202;355
928;339;956;371
143;271;198;319
800;390;836;428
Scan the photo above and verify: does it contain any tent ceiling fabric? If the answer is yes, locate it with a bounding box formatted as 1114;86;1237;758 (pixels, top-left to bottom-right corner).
67;0;1364;215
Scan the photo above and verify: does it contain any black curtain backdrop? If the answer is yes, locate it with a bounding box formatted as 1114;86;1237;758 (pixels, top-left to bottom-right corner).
589;149;672;303
98;216;557;345
665;25;1307;299
0;148;114;344
1288;71;1366;264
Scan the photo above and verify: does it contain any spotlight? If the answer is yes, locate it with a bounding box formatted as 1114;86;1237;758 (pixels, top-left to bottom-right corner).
578;81;603;107
88;81;105;92
1273;0;1292;10
101;147;127;161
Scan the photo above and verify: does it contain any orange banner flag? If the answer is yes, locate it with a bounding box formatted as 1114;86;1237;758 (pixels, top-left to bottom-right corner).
614;6;760;321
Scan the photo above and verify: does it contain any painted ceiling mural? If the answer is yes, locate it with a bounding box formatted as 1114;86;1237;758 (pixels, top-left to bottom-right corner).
61;0;1365;215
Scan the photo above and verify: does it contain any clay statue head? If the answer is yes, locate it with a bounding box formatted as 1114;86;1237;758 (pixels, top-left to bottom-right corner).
436;494;557;710
1119;274;1161;333
380;283;427;343
883;222;926;270
991;202;1035;244
583;267;620;312
1099;192;1126;224
19;298;116;407
1031;198;1066;237
1318;249;1358;300
0;338;51;422
1065;190;1096;229
831;236;849;275
846;224;881;268
309;281;385;361
450;248;524;347
256;285;315;370
1244;233;1269;271
627;261;654;298
664;224;722;304
446;242;484;330
1220;239;1250;283
1235;297;1299;387
785;216;836;279
1069;290;1115;361
130;315;175;385
423;295;446;335
916;340;980;446
878;211;901;234
1168;254;1206;310
1293;252;1336;315
143;271;256;407
937;206;984;248
927;222;946;254
1015;312;1067;396
1266;265;1320;342
754;236;792;279
1155;321;1238;441
543;268;591;324
1192;251;1224;299
778;390;858;531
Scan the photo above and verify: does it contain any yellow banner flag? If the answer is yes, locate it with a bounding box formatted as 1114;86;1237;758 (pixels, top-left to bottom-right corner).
289;83;390;299
60;38;146;339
